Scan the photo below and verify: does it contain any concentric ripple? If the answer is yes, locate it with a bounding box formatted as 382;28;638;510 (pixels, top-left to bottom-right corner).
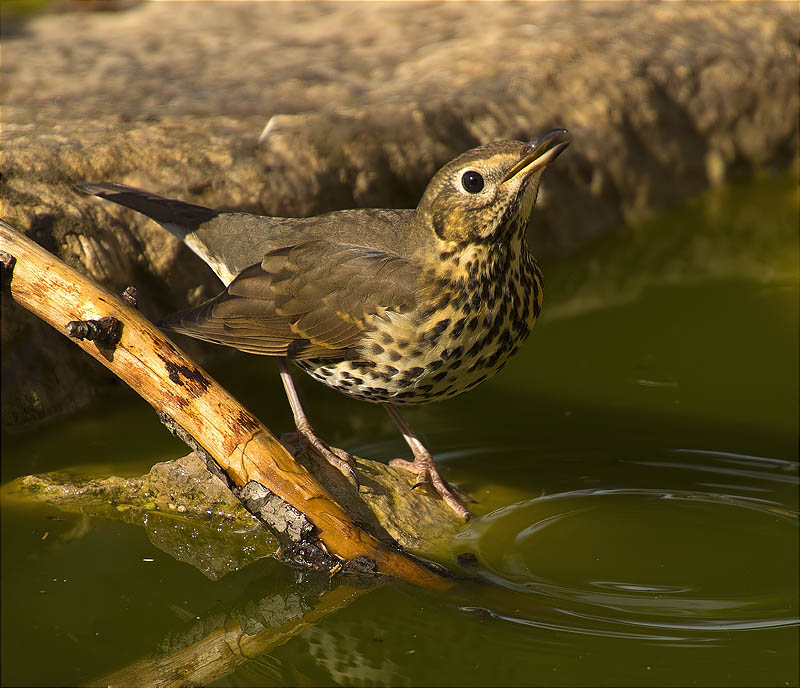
454;449;799;643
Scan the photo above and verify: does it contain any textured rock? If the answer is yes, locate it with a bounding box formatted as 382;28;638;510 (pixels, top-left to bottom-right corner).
9;437;464;577
9;452;275;580
1;1;797;426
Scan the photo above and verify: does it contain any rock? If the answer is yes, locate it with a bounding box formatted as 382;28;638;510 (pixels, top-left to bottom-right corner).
1;1;797;426
8;439;464;578
8;452;275;580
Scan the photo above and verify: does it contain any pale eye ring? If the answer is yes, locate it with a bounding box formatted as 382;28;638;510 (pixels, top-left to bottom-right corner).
460;170;485;194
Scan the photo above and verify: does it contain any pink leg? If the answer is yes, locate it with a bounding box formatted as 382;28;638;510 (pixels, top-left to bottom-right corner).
277;359;358;487
384;404;469;520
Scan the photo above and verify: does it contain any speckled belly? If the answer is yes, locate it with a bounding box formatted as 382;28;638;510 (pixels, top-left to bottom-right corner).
295;258;543;405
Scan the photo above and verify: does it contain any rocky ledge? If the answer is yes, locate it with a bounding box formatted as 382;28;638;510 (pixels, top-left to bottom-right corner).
1;1;797;426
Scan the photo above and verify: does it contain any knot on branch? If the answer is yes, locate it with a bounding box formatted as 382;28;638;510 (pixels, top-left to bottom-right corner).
121;285;139;308
66;316;123;348
342;555;377;575
0;250;16;291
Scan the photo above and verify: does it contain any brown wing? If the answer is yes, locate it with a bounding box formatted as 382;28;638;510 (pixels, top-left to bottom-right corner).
159;241;420;359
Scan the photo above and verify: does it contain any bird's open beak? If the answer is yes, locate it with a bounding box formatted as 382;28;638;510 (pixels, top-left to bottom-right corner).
501;129;571;184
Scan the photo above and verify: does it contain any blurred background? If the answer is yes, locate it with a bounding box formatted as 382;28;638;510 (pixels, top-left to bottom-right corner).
1;2;798;687
1;0;797;425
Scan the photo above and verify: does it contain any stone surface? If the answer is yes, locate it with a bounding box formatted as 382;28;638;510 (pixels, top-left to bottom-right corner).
9;439;464;577
8;457;274;580
1;1;797;426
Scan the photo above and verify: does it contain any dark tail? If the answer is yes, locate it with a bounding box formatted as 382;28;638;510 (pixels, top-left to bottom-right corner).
76;182;220;240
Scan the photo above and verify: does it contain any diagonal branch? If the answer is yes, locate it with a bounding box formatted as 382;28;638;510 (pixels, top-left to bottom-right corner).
0;219;453;590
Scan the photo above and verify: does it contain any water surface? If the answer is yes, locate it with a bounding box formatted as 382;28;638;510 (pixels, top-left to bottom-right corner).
2;175;798;686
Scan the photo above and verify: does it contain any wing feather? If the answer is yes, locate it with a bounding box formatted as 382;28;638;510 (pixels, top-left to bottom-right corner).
159;240;419;359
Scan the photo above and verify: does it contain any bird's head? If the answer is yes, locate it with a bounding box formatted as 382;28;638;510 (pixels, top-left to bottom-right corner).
417;129;570;246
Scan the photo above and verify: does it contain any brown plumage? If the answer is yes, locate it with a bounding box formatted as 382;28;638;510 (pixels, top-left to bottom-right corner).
162;241;419;360
78;129;570;519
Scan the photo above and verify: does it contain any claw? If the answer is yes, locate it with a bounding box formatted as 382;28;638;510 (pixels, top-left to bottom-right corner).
389;455;470;520
384;405;471;519
344;464;360;489
297;429;359;488
330;446;360;488
277;358;359;489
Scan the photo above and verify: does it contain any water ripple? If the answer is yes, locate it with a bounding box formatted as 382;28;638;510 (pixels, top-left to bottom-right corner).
454;450;799;644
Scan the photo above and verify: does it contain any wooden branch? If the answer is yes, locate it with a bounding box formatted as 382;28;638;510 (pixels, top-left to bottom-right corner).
0;219;453;590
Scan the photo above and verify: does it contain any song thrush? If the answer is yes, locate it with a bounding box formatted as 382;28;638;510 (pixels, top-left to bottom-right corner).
79;128;571;519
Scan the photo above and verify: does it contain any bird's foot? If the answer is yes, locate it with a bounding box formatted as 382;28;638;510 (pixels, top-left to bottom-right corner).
295;425;359;488
389;454;470;521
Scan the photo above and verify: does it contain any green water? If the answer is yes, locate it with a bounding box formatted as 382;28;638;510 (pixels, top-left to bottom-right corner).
1;175;798;687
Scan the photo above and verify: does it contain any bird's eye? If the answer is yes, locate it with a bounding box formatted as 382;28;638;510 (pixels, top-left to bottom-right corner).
461;170;485;194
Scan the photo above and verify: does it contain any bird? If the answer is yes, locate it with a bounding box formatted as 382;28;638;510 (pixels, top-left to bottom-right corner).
78;129;570;520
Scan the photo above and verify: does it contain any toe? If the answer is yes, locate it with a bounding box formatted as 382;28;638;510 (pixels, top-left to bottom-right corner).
330;456;359;488
329;448;360;488
441;492;470;521
389;457;417;472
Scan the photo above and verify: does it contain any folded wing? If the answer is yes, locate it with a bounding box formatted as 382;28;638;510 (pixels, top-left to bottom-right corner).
159;241;419;359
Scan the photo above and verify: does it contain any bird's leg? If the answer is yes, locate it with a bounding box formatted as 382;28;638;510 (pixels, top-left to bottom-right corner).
383;404;469;520
277;359;359;487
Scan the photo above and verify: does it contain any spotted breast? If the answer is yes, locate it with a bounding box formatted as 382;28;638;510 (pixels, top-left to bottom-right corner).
296;232;543;405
